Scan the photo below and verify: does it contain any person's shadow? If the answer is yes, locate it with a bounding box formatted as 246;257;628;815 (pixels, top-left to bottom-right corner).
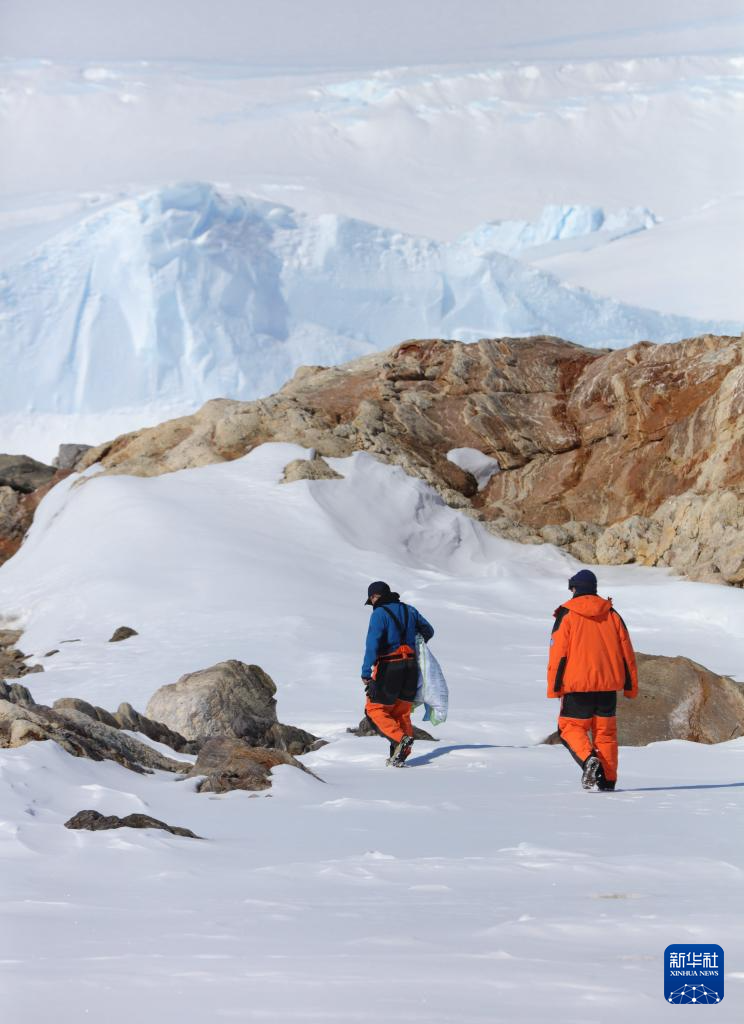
617;782;744;793
406;747;744;792
407;743;513;767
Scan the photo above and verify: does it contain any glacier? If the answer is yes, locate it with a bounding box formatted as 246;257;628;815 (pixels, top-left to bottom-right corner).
0;182;738;416
459;204;658;258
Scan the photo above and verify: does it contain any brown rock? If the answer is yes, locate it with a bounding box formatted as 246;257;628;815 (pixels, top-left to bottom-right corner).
64;809;201;838
281;455;342;482
109;626;139;642
618;652;744;745
185;736;319;793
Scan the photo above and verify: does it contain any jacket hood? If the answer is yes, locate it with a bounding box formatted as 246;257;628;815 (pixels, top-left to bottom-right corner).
561;594;613;620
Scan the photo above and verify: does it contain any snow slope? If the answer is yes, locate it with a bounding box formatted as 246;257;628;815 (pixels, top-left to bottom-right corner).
0;182;736;420
536;196;744;320
0;446;743;1022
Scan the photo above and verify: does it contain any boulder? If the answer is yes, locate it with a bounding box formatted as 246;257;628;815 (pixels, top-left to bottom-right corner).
145;660;321;754
543;652;744;747
185;736;318;793
617;653;744;745
64;809;200;838
53;444;93;471
0;454;56;494
109;626;139;642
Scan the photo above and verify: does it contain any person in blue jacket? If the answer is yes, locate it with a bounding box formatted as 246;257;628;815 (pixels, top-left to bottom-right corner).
361;580;434;766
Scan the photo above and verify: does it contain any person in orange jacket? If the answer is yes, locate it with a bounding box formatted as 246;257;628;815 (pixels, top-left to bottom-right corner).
547;569;638;791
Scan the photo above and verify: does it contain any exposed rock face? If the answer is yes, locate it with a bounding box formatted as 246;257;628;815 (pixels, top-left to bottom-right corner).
64;809;200;838
0;683;190;773
544;652;744;747
109;626;139;642
145;660;321;754
0;455;72;567
77;333;744;584
185;736;316;793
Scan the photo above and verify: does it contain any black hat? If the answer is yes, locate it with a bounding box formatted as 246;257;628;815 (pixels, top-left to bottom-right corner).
568;569;597;594
365;581;391;605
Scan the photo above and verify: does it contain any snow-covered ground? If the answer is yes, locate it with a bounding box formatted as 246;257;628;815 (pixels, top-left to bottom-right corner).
1;445;743;1022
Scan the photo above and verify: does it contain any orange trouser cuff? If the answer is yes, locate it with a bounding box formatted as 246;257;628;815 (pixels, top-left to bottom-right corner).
558;714;618;781
365;699;414;744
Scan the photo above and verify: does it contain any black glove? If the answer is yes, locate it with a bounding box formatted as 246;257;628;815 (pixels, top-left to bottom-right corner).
362;677;372;697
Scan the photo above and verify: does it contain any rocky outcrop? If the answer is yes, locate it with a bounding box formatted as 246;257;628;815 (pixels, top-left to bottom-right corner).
76;333;744;584
0;629;43;681
185;736;318;793
0;454;72;567
0;683;190;773
64;809;201;838
544;652;744;747
51;697;199;754
145;660;321;754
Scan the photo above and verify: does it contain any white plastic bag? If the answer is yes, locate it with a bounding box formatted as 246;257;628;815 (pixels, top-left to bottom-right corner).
414;634;449;726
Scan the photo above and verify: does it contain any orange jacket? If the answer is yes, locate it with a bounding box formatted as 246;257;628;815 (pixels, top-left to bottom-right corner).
547;595;638;699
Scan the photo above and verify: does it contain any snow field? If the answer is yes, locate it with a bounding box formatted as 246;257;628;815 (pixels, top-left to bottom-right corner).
1;445;743;1021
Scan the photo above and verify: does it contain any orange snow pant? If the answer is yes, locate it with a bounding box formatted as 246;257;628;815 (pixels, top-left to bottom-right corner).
558;691;618;782
365;698;413;745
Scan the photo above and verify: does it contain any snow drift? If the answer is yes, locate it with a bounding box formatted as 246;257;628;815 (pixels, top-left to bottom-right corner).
0;183;736;415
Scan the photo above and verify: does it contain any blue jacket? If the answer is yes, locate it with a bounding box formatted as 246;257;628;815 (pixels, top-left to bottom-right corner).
361;599;434;678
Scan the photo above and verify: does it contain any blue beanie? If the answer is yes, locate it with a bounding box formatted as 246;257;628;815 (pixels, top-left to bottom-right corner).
568;569;597;595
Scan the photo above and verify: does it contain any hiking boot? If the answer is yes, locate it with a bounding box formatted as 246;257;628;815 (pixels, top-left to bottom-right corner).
386;735;413;767
581;754;602;790
597;777;616;791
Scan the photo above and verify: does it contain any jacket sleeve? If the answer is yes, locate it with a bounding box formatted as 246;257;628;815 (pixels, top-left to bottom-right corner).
361;609;386;678
414;608;434;643
547;607;570;698
612;610;638;698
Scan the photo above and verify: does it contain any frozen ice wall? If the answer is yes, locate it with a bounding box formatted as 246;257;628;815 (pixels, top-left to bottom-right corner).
0;183;737;415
